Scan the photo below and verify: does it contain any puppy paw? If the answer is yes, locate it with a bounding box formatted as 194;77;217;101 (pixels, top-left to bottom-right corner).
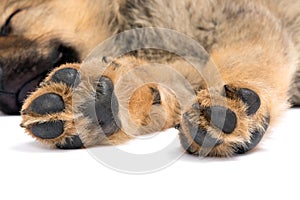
20;64;122;149
178;85;270;157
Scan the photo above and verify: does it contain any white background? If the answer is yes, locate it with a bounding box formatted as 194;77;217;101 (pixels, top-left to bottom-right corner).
0;109;299;200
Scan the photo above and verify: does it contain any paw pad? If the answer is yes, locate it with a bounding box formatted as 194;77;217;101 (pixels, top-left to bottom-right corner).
225;86;260;116
191;125;223;148
234;115;270;154
50;68;80;87
179;133;197;154
204;106;237;134
30;120;64;139
183;113;223;148
56;135;83;149
179;85;267;156
28;93;65;114
82;76;121;136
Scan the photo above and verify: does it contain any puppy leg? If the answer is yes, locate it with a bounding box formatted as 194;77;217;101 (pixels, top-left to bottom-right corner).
178;46;297;157
20;56;180;148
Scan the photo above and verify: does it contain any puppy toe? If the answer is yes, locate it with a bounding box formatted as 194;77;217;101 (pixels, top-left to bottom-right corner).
30;120;65;139
27;93;65;114
204;106;237;134
225;86;261;116
56;135;84;149
50;67;80;87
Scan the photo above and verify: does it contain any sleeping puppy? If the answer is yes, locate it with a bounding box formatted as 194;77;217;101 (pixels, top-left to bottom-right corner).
2;0;300;156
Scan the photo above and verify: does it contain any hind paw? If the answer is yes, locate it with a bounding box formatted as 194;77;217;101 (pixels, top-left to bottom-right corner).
178;85;270;157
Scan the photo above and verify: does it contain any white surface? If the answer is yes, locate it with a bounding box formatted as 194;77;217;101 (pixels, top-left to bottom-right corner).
0;109;300;200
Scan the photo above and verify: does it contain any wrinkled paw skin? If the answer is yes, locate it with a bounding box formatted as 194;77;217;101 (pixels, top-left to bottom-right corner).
178;85;270;157
20;63;122;149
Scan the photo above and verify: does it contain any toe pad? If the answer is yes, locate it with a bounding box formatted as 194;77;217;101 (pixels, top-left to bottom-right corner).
234;115;270;154
30;121;64;139
51;68;80;87
204;106;237;134
28;93;65;114
56;135;84;149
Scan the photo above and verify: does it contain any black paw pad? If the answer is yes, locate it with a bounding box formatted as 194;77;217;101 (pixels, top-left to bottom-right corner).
191;125;223;148
28;93;65;114
30;120;64;139
204;106;237;134
56;135;84;149
236;88;260;116
83;76;121;136
225;86;260;116
179;133;197;154
183;115;222;148
51;68;80;87
234;115;270;154
96;76;120;136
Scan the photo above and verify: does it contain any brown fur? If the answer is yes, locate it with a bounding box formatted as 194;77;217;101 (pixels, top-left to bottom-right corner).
2;0;299;156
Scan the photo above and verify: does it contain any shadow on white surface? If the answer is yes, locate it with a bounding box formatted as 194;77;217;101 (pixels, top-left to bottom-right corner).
12;141;58;153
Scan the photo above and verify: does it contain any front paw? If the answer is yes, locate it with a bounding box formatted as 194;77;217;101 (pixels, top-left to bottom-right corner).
178;85;270;157
20;64;121;149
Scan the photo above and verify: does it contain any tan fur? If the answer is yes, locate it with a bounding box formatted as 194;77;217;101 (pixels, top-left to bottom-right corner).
5;0;300;156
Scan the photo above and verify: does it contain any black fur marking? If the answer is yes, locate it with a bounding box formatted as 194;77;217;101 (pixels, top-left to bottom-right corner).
150;87;161;105
83;76;120;136
30;121;64;139
102;56;109;64
119;0;153;29
56;135;84;149
29;93;65;114
183;115;223;148
234;115;270;154
204;106;237;134
192;103;201;110
51;68;80;87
